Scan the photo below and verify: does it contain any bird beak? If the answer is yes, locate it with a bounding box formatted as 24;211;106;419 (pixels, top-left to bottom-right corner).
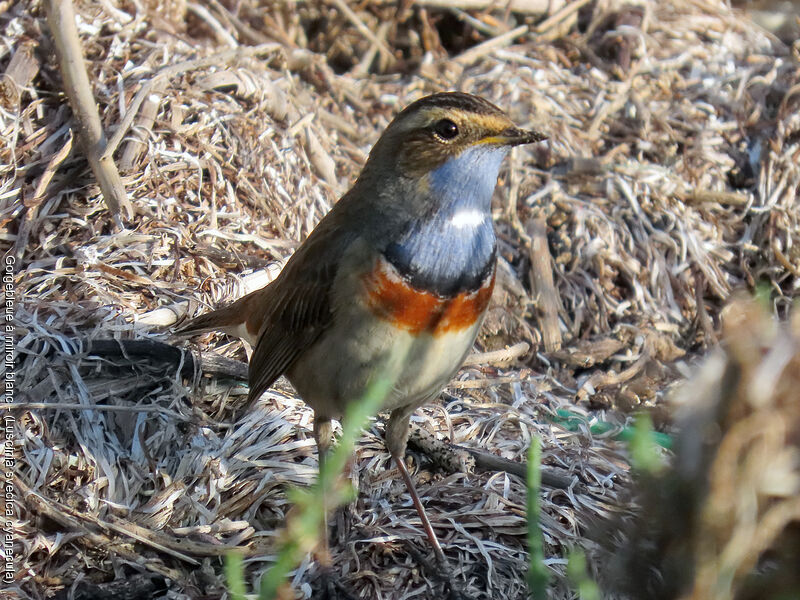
479;127;548;147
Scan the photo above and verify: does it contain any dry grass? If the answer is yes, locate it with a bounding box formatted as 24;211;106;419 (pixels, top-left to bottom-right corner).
3;0;799;598
601;298;800;600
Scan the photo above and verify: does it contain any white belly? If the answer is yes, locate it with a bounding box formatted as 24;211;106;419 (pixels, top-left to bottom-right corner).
287;302;482;419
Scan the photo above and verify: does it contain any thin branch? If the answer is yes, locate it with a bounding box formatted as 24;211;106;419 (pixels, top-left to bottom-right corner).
527;218;563;352
119;79;166;172
454;24;529;65
533;0;593;34
408;426;575;490
407;0;562;15
44;0;133;222
82;338;249;380
463;342;530;367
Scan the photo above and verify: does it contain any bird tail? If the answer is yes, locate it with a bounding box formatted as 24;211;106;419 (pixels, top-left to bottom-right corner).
175;293;262;346
175;299;246;335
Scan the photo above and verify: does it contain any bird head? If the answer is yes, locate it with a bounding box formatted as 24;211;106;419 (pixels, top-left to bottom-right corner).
365;92;547;181
348;93;547;291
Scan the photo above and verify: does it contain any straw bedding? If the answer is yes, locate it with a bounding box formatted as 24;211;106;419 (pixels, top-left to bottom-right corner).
3;0;798;598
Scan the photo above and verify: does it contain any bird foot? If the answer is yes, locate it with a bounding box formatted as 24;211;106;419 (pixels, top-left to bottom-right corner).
404;542;475;600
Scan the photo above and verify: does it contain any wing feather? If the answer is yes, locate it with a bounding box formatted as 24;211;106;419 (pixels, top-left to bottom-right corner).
245;206;360;406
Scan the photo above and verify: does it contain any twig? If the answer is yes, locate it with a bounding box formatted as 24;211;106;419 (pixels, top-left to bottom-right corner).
196;70;288;120
693;267;718;345
533;0;593;34
137;303;196;328
549;337;626;368
408;425;476;473
44;0;133;222
464;447;575;490
450;375;521;389
462;342;530;367
679;188;750;207
454;24;529;65
83;338;249;380
17;338;249;381
206;0;273;45
351;21;392;77
576;353;650;401
407;426;574;490
187;2;238;49
305;126;338;188
410;0;562;15
773;242;800;277
120;79;166;172
526;218;562;352
29;130;73;206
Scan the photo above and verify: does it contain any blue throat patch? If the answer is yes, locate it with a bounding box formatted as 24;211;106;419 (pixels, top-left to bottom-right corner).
385;145;508;296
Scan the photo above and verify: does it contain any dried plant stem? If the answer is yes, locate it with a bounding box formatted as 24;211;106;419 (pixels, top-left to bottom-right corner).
44;0;132;222
467;447;574;490
454;24;529;65
463;342;530;367
408;426;574;490
0;40;39;107
187;2;238;48
680;188;750;206
412;0;563;15
74;339;248;381
120;79;166;172
527;218;562;352
533;0;593;34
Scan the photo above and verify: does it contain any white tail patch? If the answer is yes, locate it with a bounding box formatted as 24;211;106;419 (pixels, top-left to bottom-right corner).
450;208;486;229
223;322;258;347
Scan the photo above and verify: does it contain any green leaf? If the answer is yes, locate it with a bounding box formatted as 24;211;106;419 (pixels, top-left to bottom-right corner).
224;552;247;600
629;412;665;474
526;436;549;599
258;373;396;599
567;551;601;600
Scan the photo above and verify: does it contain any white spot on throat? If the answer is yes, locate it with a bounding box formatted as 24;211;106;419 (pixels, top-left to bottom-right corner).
450;208;486;229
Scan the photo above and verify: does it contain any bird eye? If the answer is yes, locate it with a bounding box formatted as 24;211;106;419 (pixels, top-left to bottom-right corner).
432;119;459;140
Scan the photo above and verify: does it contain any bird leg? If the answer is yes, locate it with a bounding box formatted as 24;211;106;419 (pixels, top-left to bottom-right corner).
386;407;447;564
314;415;334;565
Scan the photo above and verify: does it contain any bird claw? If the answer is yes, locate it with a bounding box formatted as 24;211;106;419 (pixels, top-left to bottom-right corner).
403;541;476;600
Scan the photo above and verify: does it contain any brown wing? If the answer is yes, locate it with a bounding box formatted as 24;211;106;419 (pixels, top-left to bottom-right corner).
246;210;358;407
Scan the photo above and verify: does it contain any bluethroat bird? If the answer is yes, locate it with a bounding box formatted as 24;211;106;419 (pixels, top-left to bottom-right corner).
178;92;547;562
